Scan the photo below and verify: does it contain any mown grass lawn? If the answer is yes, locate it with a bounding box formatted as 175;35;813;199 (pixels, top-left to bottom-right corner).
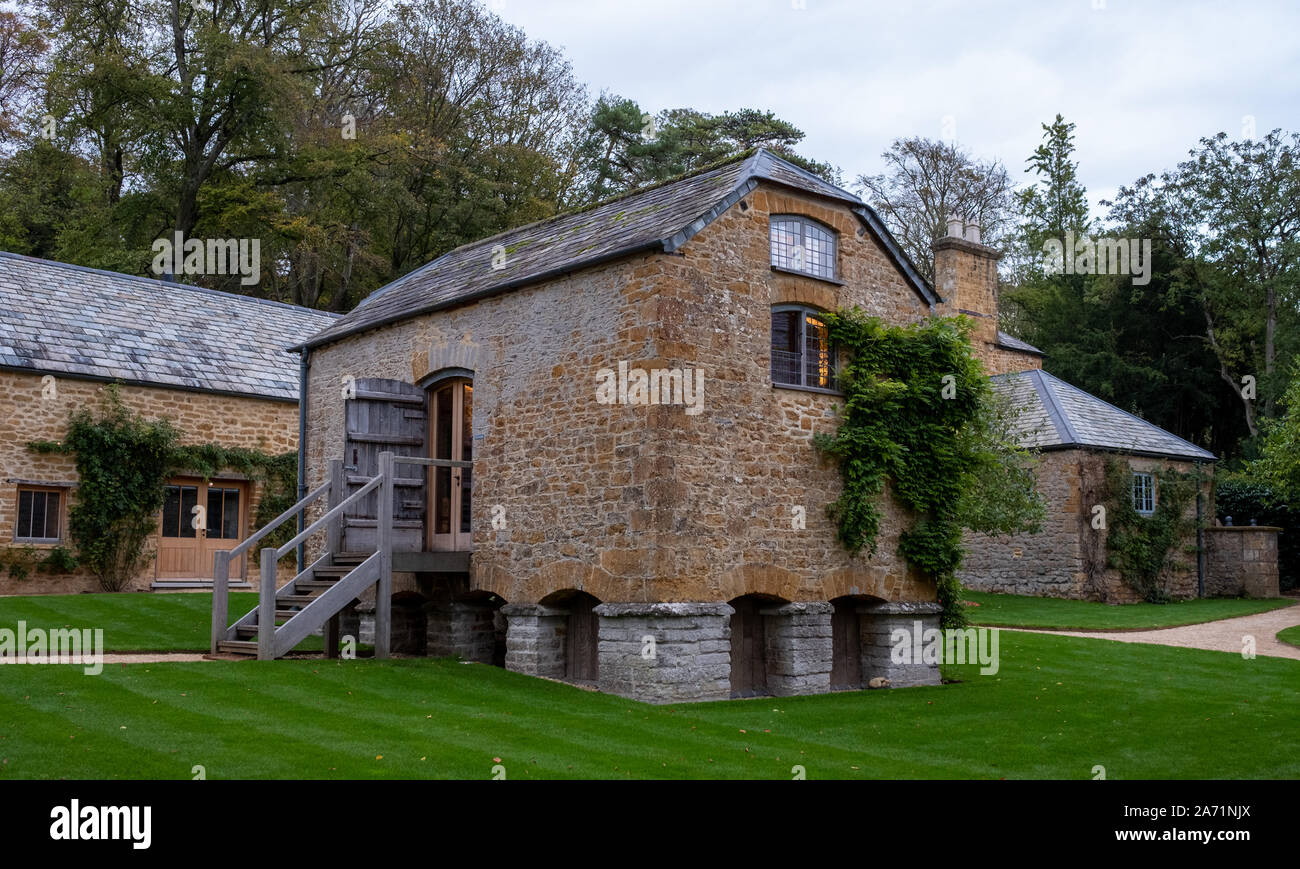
963;590;1294;630
1279;625;1300;650
0;592;325;652
1;631;1297;780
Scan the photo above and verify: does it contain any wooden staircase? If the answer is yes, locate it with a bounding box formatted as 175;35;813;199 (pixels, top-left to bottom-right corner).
210;451;468;661
215;553;369;657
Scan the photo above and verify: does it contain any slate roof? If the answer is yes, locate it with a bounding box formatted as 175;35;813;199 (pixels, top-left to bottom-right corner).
992;368;1215;461
299;148;937;349
996;330;1042;355
0;251;339;401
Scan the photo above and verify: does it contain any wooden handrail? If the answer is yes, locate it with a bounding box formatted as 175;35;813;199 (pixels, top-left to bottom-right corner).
227;480;330;561
391;455;472;468
274;473;384;559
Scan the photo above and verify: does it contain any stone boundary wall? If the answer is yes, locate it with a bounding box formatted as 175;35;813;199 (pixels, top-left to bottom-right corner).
1205;526;1281;598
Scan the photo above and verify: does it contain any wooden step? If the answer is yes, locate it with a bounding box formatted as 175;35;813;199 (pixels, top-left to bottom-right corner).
295;580;338;591
311;567;353;577
216;640;258;655
279;594;319;605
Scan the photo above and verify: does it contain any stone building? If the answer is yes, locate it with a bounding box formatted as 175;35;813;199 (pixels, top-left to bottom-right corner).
0;251;337;595
936;224;1276;603
289;150;960;701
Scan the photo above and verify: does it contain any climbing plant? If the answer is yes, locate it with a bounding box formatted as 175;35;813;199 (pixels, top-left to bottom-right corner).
29;386;178;591
815;310;1046;628
1100;458;1200;603
29;386;298;591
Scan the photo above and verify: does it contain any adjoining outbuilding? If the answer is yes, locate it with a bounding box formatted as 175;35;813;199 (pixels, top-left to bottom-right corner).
0;251;337;594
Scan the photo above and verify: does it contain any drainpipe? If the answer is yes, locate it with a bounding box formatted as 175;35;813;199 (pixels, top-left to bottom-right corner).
296;347;310;574
1196;460;1205;598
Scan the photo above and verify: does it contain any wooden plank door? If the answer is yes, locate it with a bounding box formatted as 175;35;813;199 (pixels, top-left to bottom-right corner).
729;597;767;698
428;379;473;552
565;593;599;682
341;378;428;553
830;600;862;690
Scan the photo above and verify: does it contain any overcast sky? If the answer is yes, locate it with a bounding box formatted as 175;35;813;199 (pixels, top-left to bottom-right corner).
492;0;1299;220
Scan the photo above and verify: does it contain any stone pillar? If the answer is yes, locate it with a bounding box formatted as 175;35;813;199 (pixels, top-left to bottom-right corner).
426;600;498;662
758;602;833;697
355;600;425;654
501;603;568;678
857;601;943;688
336;602;360;652
356;601;375;647
593;603;733;704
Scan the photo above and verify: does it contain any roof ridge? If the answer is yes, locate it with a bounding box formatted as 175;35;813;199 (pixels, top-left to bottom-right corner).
0;250;339;319
352;150;763;311
1037;369;1213;458
301;146;938;349
1028;369;1080;444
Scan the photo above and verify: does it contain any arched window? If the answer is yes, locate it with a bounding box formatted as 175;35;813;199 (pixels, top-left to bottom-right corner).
771;305;837;391
770;215;837;280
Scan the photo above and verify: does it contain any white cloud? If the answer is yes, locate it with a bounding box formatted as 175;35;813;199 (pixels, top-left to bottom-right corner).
495;0;1299;220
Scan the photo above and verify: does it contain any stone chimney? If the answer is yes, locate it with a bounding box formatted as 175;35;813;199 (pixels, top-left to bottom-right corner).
933;215;1001;352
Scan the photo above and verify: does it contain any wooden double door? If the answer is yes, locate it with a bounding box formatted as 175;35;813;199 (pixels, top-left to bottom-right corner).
156;478;247;579
339;377;472;554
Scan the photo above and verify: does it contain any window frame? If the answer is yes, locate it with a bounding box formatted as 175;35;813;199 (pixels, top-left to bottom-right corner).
770;304;840;393
13;486;64;543
769;215;839;281
1132;472;1155;516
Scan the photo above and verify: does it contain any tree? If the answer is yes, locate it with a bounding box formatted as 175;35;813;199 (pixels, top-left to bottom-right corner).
1254;357;1300;496
0;10;49;144
573;98;838;204
1017;113;1091;251
854;136;1015;282
1166;130;1300;434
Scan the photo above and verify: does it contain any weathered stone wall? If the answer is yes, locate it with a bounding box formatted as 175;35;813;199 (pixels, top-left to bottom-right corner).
982;344;1042;376
958;450;1087;598
302;180;942;609
958;450;1206;602
1205;527;1281;598
0;370;300;595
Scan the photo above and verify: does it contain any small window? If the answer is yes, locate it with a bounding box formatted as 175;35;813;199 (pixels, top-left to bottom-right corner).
1132;473;1155;515
15;488;62;541
770;216;837;280
771;306;837;390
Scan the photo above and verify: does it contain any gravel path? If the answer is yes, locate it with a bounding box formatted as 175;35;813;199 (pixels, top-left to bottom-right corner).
100;653;211;664
1007;601;1300;661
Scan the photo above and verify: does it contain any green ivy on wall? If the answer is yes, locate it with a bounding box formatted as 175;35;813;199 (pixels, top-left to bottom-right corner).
1101;458;1200;603
28;385;296;591
815;310;1046;628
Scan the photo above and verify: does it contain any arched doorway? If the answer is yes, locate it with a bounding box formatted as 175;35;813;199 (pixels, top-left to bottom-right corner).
539;589;601;684
728;594;786;698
